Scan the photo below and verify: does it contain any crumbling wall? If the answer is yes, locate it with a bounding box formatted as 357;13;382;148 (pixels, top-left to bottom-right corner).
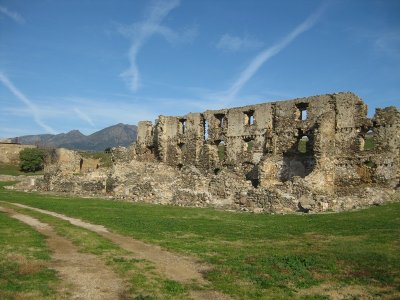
40;92;400;213
45;148;100;174
0;143;36;164
130;92;399;212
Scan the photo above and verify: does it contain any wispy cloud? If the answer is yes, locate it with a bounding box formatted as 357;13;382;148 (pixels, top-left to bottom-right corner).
216;34;263;52
346;26;400;60
119;0;196;92
0;5;25;24
73;107;95;127
0;72;56;133
374;32;400;60
219;3;328;104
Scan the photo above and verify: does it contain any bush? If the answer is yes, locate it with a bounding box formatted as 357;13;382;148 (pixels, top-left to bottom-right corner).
19;148;44;172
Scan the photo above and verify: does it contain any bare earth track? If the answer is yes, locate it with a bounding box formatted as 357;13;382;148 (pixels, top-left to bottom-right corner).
0;206;128;300
2;202;231;300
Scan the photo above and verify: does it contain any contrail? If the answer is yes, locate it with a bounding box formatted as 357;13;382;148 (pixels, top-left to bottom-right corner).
74;107;95;127
0;5;25;24
0;72;56;134
121;0;180;92
225;2;328;102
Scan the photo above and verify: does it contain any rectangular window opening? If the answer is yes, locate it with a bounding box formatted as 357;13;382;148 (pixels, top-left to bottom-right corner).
214;114;225;128
301;110;308;121
296;103;309;121
244;111;255;126
203;119;209;140
179;119;187;134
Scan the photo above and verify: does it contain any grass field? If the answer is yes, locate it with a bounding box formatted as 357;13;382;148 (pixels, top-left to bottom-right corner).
0;200;192;299
0;202;58;299
0;163;44;176
0;181;399;299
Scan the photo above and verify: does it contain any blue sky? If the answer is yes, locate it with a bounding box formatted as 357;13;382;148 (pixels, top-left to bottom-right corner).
0;0;399;138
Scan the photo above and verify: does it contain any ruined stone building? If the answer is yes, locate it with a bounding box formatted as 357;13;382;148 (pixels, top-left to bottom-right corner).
40;92;400;213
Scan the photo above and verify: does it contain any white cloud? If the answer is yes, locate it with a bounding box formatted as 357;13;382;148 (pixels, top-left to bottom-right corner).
73;107;95;127
220;3;328;103
216;34;263;52
0;71;56;134
119;0;196;92
0;5;25;24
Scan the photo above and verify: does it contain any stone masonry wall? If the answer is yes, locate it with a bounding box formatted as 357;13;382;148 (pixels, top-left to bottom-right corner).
0;143;37;164
39;92;400;213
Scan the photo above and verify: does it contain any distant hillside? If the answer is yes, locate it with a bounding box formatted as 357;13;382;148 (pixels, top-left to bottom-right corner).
16;123;137;151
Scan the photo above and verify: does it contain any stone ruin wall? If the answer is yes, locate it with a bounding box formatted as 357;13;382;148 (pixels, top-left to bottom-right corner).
0;143;37;164
135;92;399;188
38;92;400;213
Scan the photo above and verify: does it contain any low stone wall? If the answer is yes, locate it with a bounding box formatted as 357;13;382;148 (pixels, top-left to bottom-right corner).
0;143;36;164
35;158;400;214
0;174;43;192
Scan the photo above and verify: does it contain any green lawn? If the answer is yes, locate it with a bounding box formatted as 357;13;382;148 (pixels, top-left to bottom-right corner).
0;201;58;299
0;163;43;176
0;182;399;299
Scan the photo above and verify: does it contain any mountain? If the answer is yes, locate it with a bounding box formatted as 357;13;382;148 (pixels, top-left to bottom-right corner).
15;123;137;151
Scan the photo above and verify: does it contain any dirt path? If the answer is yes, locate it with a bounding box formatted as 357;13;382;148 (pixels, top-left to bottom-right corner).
9;202;231;300
0;206;128;300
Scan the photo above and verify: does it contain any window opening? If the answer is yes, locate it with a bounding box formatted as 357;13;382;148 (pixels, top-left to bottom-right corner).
301;110;308;121
244;111;255;126
214;114;225;128
250;115;254;125
247;141;253;152
364;129;375;151
179;119;187;134
298;135;309;153
296;103;309;121
203;119;209;140
216;140;225;161
243;137;254;152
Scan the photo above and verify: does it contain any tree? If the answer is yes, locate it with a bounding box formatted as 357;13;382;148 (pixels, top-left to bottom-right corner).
19;148;44;172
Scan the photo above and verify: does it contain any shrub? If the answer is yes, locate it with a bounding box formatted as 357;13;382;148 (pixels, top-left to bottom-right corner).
19;148;44;172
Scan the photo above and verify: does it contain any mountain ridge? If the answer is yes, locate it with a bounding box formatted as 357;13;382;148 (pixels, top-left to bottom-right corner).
15;123;137;151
